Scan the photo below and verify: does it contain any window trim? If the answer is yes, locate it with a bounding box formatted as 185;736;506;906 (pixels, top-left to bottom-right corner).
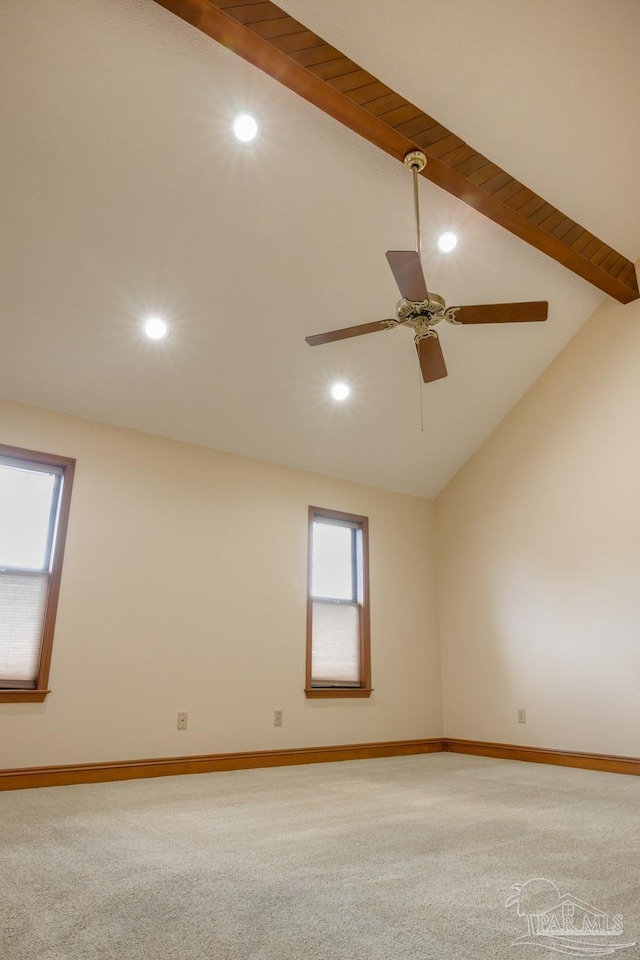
0;443;75;703
305;506;372;699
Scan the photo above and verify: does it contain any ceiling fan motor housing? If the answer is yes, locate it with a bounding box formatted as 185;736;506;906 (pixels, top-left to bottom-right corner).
396;295;461;337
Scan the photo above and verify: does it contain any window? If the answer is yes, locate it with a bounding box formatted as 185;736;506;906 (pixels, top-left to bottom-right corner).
305;506;371;698
0;443;75;702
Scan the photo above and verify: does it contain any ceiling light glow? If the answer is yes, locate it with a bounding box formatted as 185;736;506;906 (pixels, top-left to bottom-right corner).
144;316;169;340
331;382;350;401
233;112;258;143
437;231;458;253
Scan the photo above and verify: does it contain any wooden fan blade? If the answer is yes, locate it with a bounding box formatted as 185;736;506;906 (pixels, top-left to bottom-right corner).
305;320;395;346
416;334;447;383
386;251;429;301
451;301;548;324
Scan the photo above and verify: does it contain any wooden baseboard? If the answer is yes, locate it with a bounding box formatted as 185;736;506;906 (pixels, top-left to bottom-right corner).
445;738;640;777
0;737;445;791
3;736;640;791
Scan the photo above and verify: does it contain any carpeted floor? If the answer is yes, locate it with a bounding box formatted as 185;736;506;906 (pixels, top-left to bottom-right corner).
1;753;638;960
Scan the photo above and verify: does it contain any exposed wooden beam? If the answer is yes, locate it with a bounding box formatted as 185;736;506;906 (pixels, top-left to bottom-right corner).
153;0;639;304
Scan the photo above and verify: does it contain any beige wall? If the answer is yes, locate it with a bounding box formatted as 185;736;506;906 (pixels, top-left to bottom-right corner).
0;399;442;768
7;281;640;771
435;290;640;756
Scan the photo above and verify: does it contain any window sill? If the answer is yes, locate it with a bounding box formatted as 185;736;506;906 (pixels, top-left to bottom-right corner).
305;688;373;699
0;689;50;703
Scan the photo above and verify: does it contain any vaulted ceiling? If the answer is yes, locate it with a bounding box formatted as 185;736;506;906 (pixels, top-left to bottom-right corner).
1;0;639;496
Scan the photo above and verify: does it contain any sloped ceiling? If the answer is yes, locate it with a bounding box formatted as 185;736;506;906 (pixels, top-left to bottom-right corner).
155;0;638;303
1;0;639;496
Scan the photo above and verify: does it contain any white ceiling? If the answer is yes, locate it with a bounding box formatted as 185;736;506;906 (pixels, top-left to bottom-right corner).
1;0;638;497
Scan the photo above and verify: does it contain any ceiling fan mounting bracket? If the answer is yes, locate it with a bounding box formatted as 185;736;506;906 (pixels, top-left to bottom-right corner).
404;151;427;173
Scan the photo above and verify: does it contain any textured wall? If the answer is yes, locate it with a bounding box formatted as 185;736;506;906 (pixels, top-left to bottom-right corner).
0;399;441;767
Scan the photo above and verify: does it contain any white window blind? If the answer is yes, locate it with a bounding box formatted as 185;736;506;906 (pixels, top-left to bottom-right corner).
307;507;369;695
0;571;49;687
311;600;360;686
0;455;64;691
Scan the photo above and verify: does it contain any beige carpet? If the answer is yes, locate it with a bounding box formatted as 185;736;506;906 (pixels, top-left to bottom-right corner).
1;753;638;959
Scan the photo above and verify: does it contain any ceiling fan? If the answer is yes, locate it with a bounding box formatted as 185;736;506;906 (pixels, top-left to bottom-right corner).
305;150;548;383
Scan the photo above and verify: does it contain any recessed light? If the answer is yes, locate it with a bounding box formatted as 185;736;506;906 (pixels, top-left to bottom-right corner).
233;112;258;143
331;382;350;401
144;316;168;340
437;231;458;253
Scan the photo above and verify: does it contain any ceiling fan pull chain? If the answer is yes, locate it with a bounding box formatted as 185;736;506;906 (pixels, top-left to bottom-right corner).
418;362;425;432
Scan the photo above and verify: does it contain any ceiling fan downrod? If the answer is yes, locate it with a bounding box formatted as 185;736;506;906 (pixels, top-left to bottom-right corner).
404;150;427;261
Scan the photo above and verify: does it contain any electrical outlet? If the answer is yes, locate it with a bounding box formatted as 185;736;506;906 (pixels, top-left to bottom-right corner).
274;710;283;727
177;712;188;730
517;708;526;724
